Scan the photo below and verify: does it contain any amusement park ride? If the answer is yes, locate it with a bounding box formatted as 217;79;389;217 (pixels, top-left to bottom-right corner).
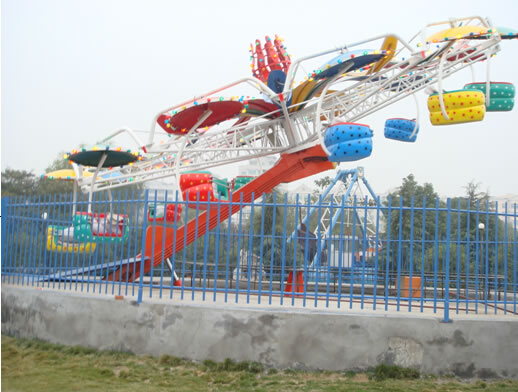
44;16;516;282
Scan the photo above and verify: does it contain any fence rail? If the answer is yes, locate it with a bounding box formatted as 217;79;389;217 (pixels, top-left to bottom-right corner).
1;190;517;321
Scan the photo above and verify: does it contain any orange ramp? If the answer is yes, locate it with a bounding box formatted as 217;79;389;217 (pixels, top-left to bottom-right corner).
108;145;334;282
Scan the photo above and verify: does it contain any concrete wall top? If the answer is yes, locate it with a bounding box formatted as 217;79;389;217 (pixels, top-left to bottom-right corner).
2;286;517;379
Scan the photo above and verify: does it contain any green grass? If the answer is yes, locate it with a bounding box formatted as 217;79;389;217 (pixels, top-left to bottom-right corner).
2;335;518;391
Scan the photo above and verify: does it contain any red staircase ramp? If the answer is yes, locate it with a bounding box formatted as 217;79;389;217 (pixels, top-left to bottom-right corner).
107;145;334;282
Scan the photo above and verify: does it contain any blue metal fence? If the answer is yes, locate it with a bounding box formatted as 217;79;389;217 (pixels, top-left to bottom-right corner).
1;190;517;321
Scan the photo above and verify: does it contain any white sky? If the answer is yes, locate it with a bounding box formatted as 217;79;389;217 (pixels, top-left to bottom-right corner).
2;0;518;197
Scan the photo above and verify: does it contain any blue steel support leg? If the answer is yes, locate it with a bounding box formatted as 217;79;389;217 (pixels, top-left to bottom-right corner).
137;190;149;304
287;169;354;244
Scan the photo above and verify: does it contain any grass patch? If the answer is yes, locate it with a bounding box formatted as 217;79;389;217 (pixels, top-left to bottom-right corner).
203;358;264;373
158;354;188;367
3;335;518;391
370;364;420;381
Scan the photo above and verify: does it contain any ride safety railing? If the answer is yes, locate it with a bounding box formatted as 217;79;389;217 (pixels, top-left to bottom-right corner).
1;189;517;321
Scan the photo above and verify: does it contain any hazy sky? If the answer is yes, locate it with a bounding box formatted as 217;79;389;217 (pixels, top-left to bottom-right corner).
2;0;518;197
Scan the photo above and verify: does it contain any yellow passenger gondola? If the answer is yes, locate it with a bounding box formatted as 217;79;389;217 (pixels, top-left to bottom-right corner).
46;227;96;253
427;89;485;125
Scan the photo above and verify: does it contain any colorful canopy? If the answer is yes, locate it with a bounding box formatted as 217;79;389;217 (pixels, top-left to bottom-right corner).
67;149;141;168
42;169;94;180
427;26;518;43
314;50;385;80
243;99;281;118
495;26;518;39
426;26;491;43
467;26;518;40
158;98;245;135
369;35;398;74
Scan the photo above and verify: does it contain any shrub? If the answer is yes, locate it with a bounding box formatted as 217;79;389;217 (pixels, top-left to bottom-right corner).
371;364;420;381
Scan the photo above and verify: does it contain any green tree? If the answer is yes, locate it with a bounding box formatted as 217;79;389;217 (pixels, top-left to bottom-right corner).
37;150;91;197
449;181;498;251
45;151;72;172
385;176;516;282
314;176;333;193
2;152;75;198
464;180;489;207
386;174;443;244
1;168;39;197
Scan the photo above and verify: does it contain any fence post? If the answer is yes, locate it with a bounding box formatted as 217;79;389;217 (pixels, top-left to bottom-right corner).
137;189;149;304
443;198;451;323
1;197;8;280
384;196;392;311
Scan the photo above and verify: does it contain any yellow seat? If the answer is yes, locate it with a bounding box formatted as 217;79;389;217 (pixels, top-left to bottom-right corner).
46;227;96;253
427;89;485;125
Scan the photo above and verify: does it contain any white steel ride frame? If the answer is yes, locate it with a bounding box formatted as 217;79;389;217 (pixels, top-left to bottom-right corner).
73;16;504;195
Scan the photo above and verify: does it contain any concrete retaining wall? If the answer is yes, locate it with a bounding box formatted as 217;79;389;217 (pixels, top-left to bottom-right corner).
2;286;517;379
